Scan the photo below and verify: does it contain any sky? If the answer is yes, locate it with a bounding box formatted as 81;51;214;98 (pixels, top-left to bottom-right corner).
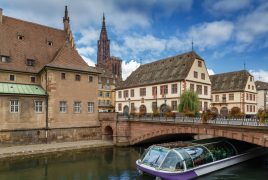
1;0;268;81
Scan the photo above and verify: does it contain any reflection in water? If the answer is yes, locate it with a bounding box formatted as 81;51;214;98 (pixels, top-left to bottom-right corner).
0;147;267;180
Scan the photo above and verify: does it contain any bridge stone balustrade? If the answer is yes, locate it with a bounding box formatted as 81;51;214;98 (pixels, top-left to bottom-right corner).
99;113;268;147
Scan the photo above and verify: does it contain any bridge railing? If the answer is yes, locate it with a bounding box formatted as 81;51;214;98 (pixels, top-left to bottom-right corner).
117;113;268;127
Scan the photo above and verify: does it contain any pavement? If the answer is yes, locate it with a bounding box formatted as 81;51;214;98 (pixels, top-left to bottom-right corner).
0;140;114;159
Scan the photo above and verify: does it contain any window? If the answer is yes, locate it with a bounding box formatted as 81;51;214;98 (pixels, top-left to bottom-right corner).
131;89;134;97
17;34;24;40
252;86;254;90
253;105;255;112
105;92;110;97
10;100;19;113
190;83;195;92
88;76;93;82
201;73;205;80
118;103;122;111
9;74;15;81
171;101;177;111
248;85;250;89
198;61;202;67
88;102;94;113
204;102;208;110
47;41;53;46
35;101;43;112
250;76;253;82
160;85;168;95
152;102;157;111
246;93;249;100
253;94;255;101
194;71;198;78
59;101;67;113
118;91;122;98
140;88;146;96
75;74;81;81
222;94;226;102
152;86;157;98
250;94;252;101
171;84;177;94
26;59;35;66
61;73;66;80
99;91;103;97
131;103;135;112
229;93;234;101
31;76;36;83
196;85;202;95
123;90;129;98
74;101;81;113
215;95;219;102
1;55;10;63
204;86;208;95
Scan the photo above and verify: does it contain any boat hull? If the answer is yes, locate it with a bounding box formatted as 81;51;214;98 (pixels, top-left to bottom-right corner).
136;148;268;180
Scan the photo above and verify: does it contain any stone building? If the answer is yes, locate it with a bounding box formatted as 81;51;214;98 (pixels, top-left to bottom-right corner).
96;14;122;80
0;7;100;144
96;14;122;112
210;70;257;116
255;81;268;111
115;51;211;114
97;67;116;112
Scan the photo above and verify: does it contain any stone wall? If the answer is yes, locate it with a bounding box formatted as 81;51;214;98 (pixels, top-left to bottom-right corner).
0;126;101;146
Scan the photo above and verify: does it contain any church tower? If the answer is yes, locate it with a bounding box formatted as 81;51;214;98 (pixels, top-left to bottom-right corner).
97;14;110;66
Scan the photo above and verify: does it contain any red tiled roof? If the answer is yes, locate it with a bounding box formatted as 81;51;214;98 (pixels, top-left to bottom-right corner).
0;15;94;73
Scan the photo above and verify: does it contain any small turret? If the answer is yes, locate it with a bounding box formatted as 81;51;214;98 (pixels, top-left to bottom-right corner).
62;6;75;48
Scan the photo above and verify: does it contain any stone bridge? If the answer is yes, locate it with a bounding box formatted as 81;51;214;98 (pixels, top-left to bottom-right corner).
99;113;268;147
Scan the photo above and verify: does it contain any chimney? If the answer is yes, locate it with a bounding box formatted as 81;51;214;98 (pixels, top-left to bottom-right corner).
0;8;3;24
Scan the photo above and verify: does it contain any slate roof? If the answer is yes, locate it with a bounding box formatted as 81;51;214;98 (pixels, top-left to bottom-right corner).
0;15;95;73
210;70;251;93
117;51;203;89
255;81;268;90
0;82;46;96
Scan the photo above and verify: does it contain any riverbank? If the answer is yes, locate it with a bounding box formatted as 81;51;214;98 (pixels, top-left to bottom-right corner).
0;140;114;159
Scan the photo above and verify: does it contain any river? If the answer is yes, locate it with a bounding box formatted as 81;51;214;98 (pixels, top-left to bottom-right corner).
0;146;267;180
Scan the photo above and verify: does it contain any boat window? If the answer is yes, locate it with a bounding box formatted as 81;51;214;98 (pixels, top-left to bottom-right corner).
160;150;184;171
203;141;237;161
184;146;213;167
142;146;169;168
175;148;194;169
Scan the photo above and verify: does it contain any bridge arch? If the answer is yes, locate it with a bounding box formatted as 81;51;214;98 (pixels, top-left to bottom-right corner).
103;126;113;141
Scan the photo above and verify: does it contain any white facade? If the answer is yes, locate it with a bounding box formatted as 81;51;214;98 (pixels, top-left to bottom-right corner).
116;59;211;114
257;90;268;110
211;76;257;115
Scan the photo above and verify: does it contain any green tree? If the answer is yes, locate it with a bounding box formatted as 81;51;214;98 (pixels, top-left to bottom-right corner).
178;90;200;116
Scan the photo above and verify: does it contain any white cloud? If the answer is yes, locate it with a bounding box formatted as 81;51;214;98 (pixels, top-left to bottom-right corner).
124;34;166;54
203;0;251;14
77;46;95;57
188;21;234;50
77;28;99;45
207;69;215;75
236;2;268;43
122;60;140;80
250;69;268;82
81;55;96;67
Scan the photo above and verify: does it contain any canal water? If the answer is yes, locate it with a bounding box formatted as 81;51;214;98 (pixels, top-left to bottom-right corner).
0;146;267;180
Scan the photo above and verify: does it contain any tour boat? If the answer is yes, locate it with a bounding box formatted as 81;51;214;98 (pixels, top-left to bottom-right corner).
136;139;268;180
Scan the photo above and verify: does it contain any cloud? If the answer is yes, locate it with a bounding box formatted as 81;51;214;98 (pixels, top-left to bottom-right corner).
77;28;99;45
188;21;234;50
203;0;252;15
81;55;96;67
207;69;215;75
122;60;140;80
250;69;268;82
77;46;96;57
236;2;268;43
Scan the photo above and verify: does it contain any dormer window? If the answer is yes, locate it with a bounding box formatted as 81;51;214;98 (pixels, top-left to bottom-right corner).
26;59;35;66
17;35;24;40
1;55;10;63
47;41;53;46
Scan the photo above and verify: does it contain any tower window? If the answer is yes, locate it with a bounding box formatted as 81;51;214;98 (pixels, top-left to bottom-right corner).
31;76;36;83
75;74;81;81
61;73;66;80
26;59;35;66
9;74;15;81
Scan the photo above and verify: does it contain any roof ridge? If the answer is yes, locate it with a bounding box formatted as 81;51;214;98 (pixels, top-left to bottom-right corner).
3;15;64;32
210;70;249;77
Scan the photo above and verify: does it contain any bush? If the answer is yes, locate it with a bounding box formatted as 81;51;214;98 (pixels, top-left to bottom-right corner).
230;107;244;118
257;109;268;123
178;91;200;116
